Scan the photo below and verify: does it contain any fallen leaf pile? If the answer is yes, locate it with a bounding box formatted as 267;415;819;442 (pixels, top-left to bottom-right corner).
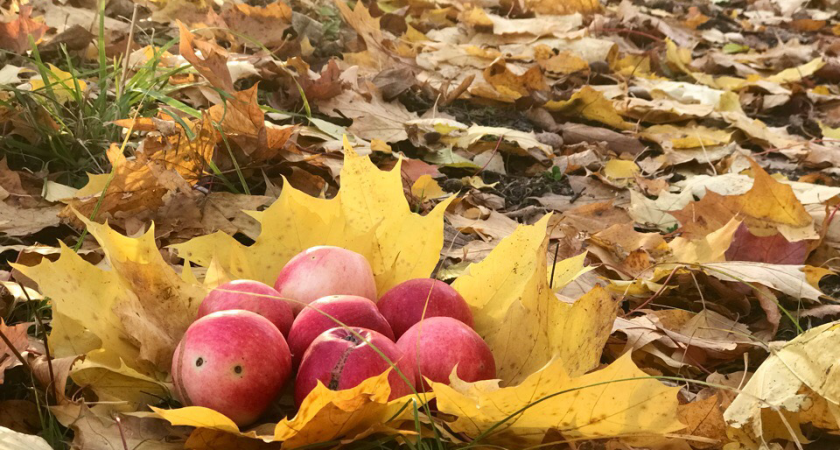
2;0;840;448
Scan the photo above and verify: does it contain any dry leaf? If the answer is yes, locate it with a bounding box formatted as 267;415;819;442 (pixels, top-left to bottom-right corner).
0;321;29;384
0;7;48;53
178;21;234;93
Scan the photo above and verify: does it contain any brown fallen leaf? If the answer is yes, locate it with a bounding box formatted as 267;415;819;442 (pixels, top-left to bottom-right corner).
178;21;234;93
198;192;272;240
0;320;29;384
678;394;731;449
446;210;519;241
60;144;193;228
672;160;813;241
0;400;40;434
30;355;80;405
66;404;189;450
208;85;297;162
319;85;418;143
220;2;292;49
0;7;49;53
560;123;646;155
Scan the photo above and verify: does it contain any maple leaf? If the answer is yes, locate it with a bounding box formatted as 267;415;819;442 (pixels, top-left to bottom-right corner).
432;354;682;445
172;139;453;295
14;215;203;412
153;371;423;446
0;7;48;53
59;143;195;226
219;2;292;49
207;85;296;162
724;322;840;448
0;320;29;384
178;21;234;93
452;215;617;384
28;64;87;104
0;425;53;450
672;160;813;241
545;86;633;130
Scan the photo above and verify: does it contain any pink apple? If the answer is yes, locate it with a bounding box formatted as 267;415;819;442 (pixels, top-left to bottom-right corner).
294;327;415;407
198;280;294;337
171;310;292;426
274;246;377;315
377;278;474;338
287;295;395;366
396;317;495;390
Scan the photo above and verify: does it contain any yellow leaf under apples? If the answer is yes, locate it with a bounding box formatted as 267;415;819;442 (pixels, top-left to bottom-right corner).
452;215;617;384
14;217;206;413
14;244;136;364
153;370;424;447
172;138;454;295
432;354;682;445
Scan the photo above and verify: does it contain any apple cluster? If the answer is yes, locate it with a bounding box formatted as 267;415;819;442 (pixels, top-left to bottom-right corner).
170;246;496;427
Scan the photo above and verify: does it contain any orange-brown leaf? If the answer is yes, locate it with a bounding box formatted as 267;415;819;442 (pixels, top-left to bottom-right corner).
177;21;234;93
0;7;48;53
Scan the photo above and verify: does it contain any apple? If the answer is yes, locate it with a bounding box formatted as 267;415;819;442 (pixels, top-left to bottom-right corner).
377;278;474;338
294;327;415;407
396;317;495;390
171;310;292;426
287;295;395;366
274;246;377;314
198;280;294;337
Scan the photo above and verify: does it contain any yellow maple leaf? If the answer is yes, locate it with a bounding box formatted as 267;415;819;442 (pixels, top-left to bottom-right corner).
14;215;205;412
640;123;733;150
29;64;87;104
669;218;741;264
544;86;633;130
411;175;446;200
452;215;617;383
726;159;813;231
153;371;424;446
172;138;454;295
724;322;840;448
432;354;682;445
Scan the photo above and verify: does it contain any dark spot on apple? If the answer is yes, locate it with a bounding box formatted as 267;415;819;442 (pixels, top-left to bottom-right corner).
196;357;204;367
233;365;243;374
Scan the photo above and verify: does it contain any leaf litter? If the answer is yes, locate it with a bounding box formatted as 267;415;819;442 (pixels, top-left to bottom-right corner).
2;0;840;448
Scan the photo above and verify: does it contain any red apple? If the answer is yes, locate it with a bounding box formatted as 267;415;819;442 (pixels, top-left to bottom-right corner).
274;246;377;314
294;327;415;407
198;280;294;337
377;278;474;338
396;317;495;390
287;295;394;366
171;310;292;426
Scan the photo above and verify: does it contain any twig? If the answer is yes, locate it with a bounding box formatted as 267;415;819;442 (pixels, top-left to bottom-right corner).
471;134;505;178
549;240;561;289
20;283;57;403
118;4;140;99
114;414;130;450
623;266;679;316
